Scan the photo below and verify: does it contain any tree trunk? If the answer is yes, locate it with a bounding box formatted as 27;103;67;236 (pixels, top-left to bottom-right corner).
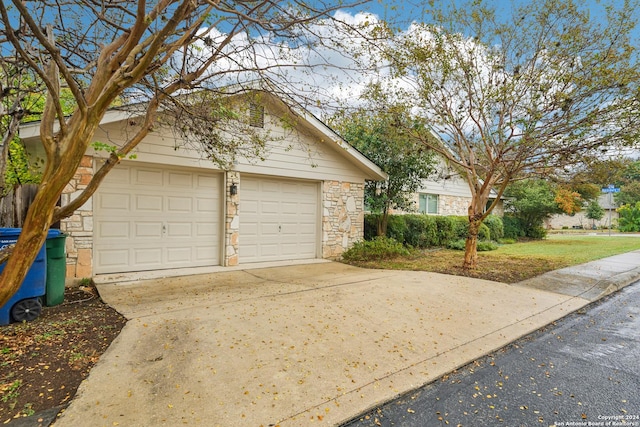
378;210;389;237
0;138;86;307
463;216;481;269
0;187;57;307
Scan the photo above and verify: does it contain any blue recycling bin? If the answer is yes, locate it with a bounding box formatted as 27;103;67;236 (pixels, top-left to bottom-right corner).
0;228;48;325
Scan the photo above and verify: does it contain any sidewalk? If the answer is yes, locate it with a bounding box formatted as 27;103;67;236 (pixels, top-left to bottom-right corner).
49;251;640;426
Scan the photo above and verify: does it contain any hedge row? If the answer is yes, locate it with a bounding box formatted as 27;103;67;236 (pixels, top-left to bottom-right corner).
364;214;504;249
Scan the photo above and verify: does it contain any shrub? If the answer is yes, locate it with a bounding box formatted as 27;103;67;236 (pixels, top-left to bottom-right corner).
452;216;469;240
364;214;379;240
617;202;640;232
434;216;457;246
478;240;499;251
478;223;491;241
342;237;410;261
404;215;438;248
483;215;504;240
446;239;498;251
452;216;491;241
386;215;408;243
528;226;548;239
364;213;503;247
503;215;525;239
446;239;466;251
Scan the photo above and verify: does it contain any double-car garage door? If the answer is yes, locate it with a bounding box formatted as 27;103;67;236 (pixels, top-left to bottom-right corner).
94;163;318;274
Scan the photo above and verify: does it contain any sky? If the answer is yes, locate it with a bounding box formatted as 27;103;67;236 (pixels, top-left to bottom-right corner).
274;0;640;112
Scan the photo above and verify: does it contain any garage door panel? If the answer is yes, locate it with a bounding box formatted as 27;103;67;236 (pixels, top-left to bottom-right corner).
135;169;163;185
167;223;192;237
260;201;280;214
94;163;222;274
166;247;192;263
299;203;317;215
134;247;163;264
96;250;129;269
195;245;218;261
106;167;130;184
280;201;298;211
196;197;217;212
136;195;163;212
197;175;218;188
259;222;280;236
282;243;313;256
196;222;218;236
98;221;130;239
134;222;163;238
282;183;303;194
168;171;193;187
261;181;280;193
99;193;130;211
240;176;317;263
167;196;193;213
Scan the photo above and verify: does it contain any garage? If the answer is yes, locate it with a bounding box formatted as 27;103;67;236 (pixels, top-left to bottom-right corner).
93;162;223;274
240;176;318;263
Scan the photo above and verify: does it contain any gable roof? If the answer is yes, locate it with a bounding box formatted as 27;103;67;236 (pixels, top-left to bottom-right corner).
18;89;387;182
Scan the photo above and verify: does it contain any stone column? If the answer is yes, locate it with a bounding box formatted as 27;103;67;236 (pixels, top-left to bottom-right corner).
322;181;364;258
224;171;240;266
60;155;94;278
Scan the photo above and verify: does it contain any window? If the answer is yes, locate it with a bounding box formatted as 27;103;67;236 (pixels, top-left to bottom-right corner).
249;103;264;128
419;193;438;214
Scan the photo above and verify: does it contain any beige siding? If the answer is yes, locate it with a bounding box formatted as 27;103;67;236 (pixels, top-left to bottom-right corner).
418;158;473;198
90;109;372;184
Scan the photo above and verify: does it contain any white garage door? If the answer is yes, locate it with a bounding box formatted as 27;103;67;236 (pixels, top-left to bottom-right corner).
94;163;222;274
240;176;318;263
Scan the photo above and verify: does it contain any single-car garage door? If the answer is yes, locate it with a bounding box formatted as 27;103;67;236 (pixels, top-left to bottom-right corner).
240;176;318;263
94;162;222;274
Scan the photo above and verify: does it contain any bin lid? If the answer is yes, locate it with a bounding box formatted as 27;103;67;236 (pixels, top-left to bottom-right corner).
0;228;22;237
47;229;64;238
0;228;65;238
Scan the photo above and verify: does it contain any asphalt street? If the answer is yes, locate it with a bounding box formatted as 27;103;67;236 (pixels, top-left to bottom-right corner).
342;281;640;427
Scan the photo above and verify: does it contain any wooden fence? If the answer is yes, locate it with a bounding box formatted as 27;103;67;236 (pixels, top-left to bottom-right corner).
0;184;38;228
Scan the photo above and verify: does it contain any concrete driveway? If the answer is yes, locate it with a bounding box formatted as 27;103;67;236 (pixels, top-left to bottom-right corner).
54;261;589;427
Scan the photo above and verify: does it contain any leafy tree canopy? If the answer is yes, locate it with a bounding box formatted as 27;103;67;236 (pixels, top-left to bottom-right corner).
505;179;560;237
331;108;436;235
353;0;640;268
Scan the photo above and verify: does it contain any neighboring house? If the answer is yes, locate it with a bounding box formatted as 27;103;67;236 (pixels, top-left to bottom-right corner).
393;156;504;217
545;194;619;229
20;91;385;278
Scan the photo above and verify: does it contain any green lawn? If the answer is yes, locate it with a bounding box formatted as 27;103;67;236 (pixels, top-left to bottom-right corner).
343;234;640;284
492;234;640;265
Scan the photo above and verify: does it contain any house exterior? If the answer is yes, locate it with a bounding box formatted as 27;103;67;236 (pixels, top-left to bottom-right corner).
21;92;385;278
545;193;619;230
393;156;504;217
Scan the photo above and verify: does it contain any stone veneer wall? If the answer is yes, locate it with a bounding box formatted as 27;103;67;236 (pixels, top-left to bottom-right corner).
225;171;240;266
60;155;95;279
438;195;470;216
439;196;504;216
322;181;364;258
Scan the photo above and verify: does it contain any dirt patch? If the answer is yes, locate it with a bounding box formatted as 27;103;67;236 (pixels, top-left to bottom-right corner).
0;286;126;425
345;248;567;284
